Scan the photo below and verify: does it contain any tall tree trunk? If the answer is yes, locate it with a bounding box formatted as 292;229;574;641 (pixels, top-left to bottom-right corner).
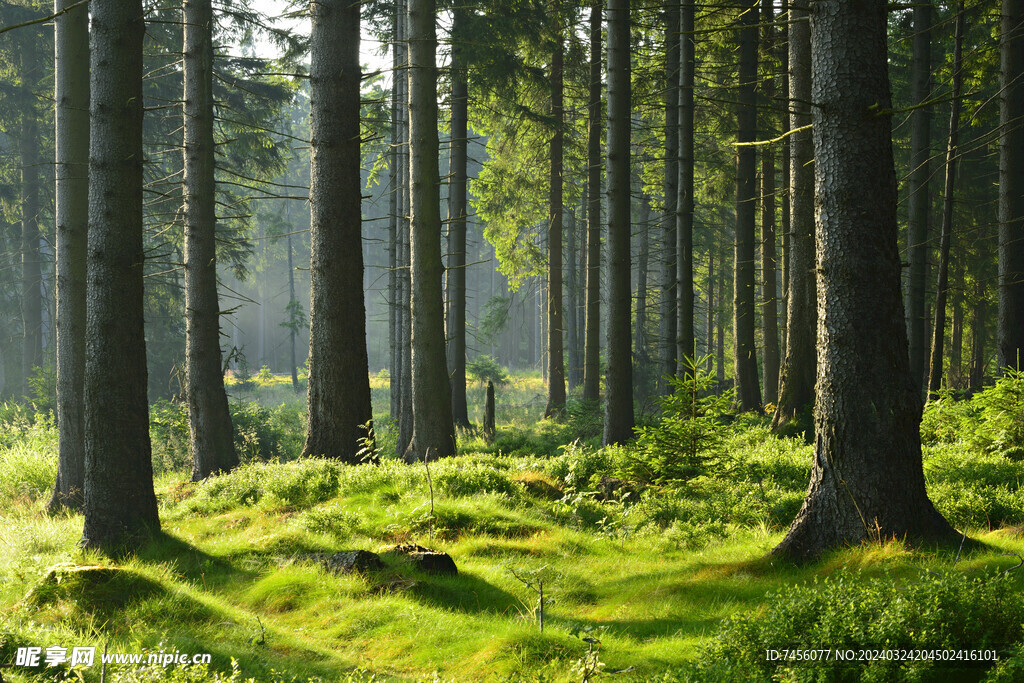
773;0;955;561
772;0;815;433
405;0;456;461
706;244;714;360
927;2;964;397
604;0;634;445
716;241;725;388
287;231;298;392
303;0;373;462
635;195;651;364
997;0;1024;372
906;1;932;391
20;36;42;396
759;0;779;405
545;37;567;418
950;255;963;385
660;1;679;392
447;4;470;427
397;0;414;454
50;0;89;512
184;0;238;480
779;12;790;361
733;0;760;411
969;286;987;391
389;0;401;419
567;201;579;391
583;0;602;403
677;0;696;377
82;0;160;549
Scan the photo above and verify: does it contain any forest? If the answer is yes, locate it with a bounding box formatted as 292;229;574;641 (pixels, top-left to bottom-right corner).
0;0;1023;680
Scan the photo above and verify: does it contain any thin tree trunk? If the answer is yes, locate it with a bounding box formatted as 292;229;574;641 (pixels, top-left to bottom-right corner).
604;0;634;445
677;0;696;378
389;0;401;419
50;0;89;512
405;0;456;461
997;0;1024;372
82;0;160;549
779;10;790;361
733;0;760;412
397;0;414;454
906;1;933;391
927;2;964;397
773;0;955;561
706;245;714;361
635;195;651;364
184;0;238;480
759;0;779;405
20;36;42;395
969;286;987;391
950;255;963;385
447;4;470;427
545;37;566;418
567;201;579;391
287;231;298;391
772;0;815;433
660;1;679;392
716;241;725;388
583;0;602;403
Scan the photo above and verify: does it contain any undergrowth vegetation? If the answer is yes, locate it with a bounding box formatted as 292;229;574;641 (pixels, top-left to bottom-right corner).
1;370;1024;680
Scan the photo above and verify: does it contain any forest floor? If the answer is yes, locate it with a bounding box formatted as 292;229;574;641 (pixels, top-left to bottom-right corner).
2;372;1024;681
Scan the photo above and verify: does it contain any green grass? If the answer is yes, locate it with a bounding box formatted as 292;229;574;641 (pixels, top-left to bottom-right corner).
2;379;1024;681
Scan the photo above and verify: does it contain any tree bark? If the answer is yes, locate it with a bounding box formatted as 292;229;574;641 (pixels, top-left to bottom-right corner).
906;1;932;391
184;0;238;480
447;4;471;427
603;0;634;445
50;0;89;512
927;2;964;398
660;1;679;392
997;0;1024;372
676;0;695;378
635;194;651;365
545;37;567;418
303;0;373;463
773;0;956;561
583;0;602;403
772;0;815;433
733;0;760;412
405;0;456;461
82;0;160;550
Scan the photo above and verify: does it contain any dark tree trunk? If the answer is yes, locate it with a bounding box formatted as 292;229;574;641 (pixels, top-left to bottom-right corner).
635;195;651;364
604;0;634;445
773;0;956;561
997;0;1024;372
583;0;603;403
733;0;760;412
706;245;714;360
950;256;963;385
50;0;89;512
397;0;414;454
184;0;238;480
772;0;816;433
567;202;580;391
779;11;790;361
759;0;779;405
677;0;695;377
447;4;470;427
545;38;567;418
82;0;160;549
405;0;456;461
303;0;373;463
716;243;725;388
660;1;679;392
389;1;400;419
927;2;964;398
20;36;42;396
969;286;987;390
483;380;496;443
906;1;933;391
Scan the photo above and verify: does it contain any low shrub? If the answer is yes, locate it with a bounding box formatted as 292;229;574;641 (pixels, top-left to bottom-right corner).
688;570;1024;682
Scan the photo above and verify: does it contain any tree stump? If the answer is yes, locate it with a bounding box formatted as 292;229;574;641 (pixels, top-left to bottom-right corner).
483;380;496;443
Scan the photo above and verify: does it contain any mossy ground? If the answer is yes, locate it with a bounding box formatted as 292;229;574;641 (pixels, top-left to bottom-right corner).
1;376;1023;681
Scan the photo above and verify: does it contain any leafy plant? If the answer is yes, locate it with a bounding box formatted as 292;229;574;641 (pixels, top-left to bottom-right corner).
622;355;733;485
